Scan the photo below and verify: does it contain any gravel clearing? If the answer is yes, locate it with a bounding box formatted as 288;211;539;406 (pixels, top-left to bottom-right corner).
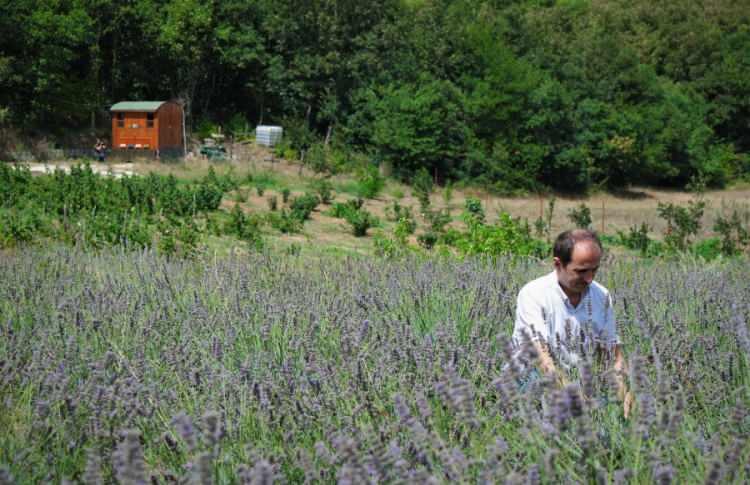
24;162;135;178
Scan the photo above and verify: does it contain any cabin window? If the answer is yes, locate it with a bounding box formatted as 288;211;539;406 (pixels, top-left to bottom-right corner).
147;113;154;128
116;112;124;128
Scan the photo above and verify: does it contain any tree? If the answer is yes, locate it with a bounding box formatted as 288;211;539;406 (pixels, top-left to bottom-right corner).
368;77;470;180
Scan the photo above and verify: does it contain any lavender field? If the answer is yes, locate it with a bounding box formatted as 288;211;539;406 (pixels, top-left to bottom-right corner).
1;247;748;484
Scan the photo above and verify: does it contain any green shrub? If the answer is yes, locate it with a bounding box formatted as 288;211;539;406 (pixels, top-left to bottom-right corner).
176;220;201;256
617;223;654;255
159;219;200;257
691;237;723;261
373;232;405;258
0;163;33;206
75;210;153;249
463;197;485;227
226;204;263;244
281;188;291;204
713;210;749;256
305;143;330;173
567;203;592;229
452;212;548;258
413;168;433;211
344;208;378;237
311;179;334;204
356;164;385;199
0;163;234;250
657;199;705;251
289;193;319;221
157;228;177;256
226;204;248;236
203;166;239;192
119;213;153;248
439;227;462;246
394;216;416;244
426;209;452;233
267;195;278;211
385;200;413;223
417;231;438;249
267;210;303;233
328;199;363;219
0;203;47;247
193;182;224;212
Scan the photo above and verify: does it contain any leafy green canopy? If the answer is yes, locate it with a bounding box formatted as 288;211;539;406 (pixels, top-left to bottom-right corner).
2;0;750;191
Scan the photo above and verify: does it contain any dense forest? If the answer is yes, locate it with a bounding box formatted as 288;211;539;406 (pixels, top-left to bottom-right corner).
1;0;750;192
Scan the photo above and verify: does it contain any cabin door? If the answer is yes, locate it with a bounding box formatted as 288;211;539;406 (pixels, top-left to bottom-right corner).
117;112;155;148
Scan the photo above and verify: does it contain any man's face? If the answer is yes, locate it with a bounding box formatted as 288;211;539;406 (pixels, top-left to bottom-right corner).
554;240;602;297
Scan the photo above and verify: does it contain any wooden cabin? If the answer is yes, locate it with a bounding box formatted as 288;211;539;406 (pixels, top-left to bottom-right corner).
110;101;183;153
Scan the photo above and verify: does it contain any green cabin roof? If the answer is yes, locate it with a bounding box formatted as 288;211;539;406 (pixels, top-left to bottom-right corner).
110;101;166;112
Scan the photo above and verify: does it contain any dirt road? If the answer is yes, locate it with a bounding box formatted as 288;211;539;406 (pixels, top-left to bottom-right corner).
24;162;135;178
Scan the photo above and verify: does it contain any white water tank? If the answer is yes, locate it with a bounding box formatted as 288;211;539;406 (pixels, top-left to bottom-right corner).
255;125;283;147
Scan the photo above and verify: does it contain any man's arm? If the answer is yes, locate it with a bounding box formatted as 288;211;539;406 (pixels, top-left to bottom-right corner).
601;291;632;416
514;285;568;387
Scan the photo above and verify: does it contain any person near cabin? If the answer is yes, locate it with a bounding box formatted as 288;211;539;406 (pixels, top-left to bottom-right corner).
94;139;107;162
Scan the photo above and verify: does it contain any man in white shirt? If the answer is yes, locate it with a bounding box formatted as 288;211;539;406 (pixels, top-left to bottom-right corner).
513;229;632;416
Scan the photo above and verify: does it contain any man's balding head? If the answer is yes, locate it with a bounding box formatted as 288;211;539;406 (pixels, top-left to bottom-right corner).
553;229;602;267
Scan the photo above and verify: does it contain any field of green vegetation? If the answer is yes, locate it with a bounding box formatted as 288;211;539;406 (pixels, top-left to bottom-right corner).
3;0;750;481
0;161;749;484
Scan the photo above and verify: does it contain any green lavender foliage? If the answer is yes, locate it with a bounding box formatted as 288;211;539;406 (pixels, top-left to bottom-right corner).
1;247;747;483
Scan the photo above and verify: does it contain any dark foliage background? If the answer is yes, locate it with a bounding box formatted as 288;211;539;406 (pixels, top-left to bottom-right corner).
1;0;750;191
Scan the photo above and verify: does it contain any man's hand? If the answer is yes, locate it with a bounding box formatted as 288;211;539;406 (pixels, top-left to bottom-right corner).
612;344;632;418
623;390;633;418
531;340;570;389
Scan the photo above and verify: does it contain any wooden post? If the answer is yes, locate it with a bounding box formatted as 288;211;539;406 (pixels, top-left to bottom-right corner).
181;103;187;157
539;196;544;220
324;124;333;147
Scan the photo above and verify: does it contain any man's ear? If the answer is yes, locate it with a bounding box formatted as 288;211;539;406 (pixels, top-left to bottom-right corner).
553;257;562;269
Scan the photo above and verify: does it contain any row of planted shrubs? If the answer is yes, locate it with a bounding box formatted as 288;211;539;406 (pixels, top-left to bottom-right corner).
0;164;228;252
3;162;747;260
0;163;385;254
374;185;750;261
